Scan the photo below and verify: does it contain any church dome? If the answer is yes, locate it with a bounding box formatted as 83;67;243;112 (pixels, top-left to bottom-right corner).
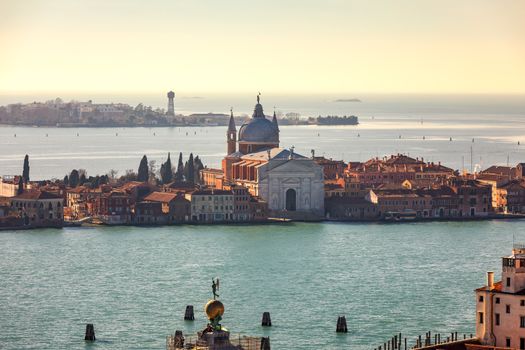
238;100;279;144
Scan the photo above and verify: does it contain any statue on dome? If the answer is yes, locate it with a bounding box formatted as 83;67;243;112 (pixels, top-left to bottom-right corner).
257;92;261;104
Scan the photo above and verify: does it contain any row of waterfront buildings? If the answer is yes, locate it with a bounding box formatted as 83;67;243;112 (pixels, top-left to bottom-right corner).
1;96;525;228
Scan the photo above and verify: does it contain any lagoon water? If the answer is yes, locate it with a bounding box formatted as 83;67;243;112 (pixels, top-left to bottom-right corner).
0;221;522;350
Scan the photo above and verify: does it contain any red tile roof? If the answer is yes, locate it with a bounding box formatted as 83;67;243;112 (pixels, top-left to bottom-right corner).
144;191;178;203
12;190;62;200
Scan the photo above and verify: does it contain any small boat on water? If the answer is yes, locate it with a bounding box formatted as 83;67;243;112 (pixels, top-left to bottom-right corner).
383;210;417;221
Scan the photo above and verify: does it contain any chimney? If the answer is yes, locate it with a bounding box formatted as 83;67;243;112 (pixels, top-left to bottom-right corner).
487;271;494;290
311;149;315;159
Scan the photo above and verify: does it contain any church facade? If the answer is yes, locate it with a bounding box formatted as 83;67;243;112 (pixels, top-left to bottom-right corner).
221;96;324;219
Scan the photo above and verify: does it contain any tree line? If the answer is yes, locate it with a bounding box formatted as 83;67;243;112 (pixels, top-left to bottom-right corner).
14;152;205;192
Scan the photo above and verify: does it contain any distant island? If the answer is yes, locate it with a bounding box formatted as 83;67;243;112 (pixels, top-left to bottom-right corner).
0;97;359;127
317;115;359;125
333;98;361;103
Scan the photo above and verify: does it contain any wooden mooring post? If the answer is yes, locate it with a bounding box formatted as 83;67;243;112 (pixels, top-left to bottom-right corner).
262;312;272;327
173;330;184;348
336;316;348;333
84;323;95;341
184;305;194;321
260;336;271;350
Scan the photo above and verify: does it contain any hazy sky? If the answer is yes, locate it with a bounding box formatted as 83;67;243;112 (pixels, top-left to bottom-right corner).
1;0;524;95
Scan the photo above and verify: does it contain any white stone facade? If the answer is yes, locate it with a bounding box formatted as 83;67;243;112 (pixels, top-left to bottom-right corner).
257;157;324;217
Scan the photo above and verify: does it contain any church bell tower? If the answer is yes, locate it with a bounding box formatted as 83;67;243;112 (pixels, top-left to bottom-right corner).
227;108;236;155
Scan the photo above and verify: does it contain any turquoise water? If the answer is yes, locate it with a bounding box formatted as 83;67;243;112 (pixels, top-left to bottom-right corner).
0;220;521;349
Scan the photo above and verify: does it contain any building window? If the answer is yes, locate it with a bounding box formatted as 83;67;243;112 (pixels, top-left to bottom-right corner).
521;300;525;307
496;297;501;304
507;305;511;314
521;337;525;350
496;313;500;326
479;295;484;302
506;338;511;348
521;317;525;328
507;278;511;287
479;312;484;324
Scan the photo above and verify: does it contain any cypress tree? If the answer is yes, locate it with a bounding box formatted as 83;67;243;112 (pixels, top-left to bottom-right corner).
63;175;69;186
160;152;173;184
186;153;195;184
175;152;184;182
69;169;80;187
22;154;30;183
137;155;149;182
17;176;24;195
194;156;204;184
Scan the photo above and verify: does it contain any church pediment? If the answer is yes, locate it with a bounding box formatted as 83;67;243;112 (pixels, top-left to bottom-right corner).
268;159;322;174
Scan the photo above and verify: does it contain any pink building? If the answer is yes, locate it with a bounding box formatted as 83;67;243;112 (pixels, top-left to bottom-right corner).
476;244;525;349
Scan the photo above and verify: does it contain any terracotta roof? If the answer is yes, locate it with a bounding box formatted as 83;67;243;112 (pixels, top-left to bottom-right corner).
67;186;88;194
384;154;423;165
12;190;62;200
482;166;515;177
476;173;509;182
144;191;178;203
474;281;525;295
500;180;525;190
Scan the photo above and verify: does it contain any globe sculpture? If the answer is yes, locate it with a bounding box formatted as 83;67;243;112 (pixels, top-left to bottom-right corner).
205;299;224;331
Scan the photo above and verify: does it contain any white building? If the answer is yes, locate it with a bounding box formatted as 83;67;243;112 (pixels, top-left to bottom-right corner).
188;189;235;222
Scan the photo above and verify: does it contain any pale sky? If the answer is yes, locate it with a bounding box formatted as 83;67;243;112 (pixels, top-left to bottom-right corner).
1;0;524;95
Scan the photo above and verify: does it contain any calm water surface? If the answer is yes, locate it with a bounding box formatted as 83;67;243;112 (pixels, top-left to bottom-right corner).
0;221;521;349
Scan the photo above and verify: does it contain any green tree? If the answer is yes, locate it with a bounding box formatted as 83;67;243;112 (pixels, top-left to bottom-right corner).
160;152;173;184
194;156;204;184
69;169;80;187
137;155;149;182
185;153;195;184
63;175;69;186
22;154;30;183
175;152;184;182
